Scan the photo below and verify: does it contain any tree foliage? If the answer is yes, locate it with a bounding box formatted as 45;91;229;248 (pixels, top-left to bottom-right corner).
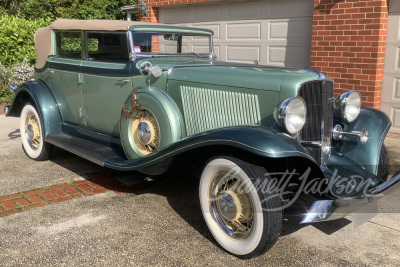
0;0;136;103
0;0;134;21
0;15;52;67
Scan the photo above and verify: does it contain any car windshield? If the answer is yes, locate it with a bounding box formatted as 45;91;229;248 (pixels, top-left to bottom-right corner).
132;32;211;57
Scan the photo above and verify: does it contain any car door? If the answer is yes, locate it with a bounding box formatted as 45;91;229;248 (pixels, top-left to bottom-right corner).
81;31;133;135
47;30;85;126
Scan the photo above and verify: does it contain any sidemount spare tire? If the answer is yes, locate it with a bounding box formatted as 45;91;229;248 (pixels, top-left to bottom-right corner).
120;87;185;161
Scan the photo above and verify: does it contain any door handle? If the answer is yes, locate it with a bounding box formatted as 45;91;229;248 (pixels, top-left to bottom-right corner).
78;73;83;84
117;79;130;86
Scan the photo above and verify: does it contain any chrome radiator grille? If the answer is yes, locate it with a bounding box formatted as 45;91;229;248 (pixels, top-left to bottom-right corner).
180;86;261;136
299;81;334;163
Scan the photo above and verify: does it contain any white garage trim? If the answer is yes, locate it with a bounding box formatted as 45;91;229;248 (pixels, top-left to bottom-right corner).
382;1;400;133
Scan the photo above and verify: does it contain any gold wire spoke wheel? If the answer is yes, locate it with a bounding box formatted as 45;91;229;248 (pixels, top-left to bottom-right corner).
25;112;41;150
209;171;254;240
131;110;160;155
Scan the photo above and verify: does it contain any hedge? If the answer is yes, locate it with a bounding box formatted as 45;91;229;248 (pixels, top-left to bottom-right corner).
0;15;52;67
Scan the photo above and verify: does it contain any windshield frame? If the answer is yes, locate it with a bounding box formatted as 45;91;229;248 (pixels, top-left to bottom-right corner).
128;31;215;61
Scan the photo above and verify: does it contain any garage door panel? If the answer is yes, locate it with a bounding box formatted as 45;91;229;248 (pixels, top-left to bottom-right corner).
193;45;210;54
269;0;313;18
159;0;312;68
227;1;262;19
390;1;400;13
193;4;221;21
382;2;400;133
160;7;192;23
226;23;261;40
227;46;260;63
213;46;220;59
267;45;310;67
192;24;220;39
268;18;312;44
393;107;400;128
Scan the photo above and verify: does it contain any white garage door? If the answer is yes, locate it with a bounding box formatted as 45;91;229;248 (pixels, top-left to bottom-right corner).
159;0;313;68
382;1;400;133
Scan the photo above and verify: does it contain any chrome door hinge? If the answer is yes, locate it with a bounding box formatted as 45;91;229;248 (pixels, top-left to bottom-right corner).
79;108;86;118
78;73;84;84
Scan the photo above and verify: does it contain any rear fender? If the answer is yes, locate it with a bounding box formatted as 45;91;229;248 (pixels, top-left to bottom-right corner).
6;80;62;136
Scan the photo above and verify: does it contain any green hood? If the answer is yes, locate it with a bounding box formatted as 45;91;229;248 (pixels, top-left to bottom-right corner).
136;57;322;98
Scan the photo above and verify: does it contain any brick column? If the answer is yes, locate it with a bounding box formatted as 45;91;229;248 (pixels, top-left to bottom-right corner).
139;6;159;23
310;0;388;108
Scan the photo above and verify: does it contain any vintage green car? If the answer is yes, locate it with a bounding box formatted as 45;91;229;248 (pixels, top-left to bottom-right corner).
5;19;400;258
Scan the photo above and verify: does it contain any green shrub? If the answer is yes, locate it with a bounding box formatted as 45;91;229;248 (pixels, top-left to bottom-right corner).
0;15;51;67
0;59;34;104
0;62;13;104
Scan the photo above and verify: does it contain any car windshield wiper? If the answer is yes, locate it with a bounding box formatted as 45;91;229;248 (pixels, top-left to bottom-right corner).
151;52;202;57
186;52;201;57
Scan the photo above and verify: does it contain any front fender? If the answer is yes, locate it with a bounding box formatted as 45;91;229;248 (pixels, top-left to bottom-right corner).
6;80;62;136
336;107;391;176
106;126;319;171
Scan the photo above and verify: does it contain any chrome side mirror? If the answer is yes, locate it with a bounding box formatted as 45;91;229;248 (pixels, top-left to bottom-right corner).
140;61;152;76
140;62;162;78
152;65;162;78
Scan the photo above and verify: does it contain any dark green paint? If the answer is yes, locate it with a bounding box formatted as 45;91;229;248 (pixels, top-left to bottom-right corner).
106;126;319;171
6;80;62;136
335;107;391;176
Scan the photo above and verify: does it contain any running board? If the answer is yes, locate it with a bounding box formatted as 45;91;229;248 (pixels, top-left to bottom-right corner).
45;133;127;166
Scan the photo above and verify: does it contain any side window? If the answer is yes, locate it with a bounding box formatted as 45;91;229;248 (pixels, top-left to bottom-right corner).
86;32;129;62
55;31;82;58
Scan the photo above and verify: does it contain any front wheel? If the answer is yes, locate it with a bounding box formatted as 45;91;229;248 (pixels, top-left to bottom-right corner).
199;156;282;258
377;144;389;181
20;103;53;161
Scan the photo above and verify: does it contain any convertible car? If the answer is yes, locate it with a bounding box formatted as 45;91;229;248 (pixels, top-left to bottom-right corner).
5;19;400;258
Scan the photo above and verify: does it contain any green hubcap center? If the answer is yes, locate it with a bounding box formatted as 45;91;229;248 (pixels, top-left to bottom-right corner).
218;193;238;221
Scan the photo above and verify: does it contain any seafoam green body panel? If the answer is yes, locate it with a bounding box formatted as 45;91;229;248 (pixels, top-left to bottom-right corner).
6;80;62;136
80;60;133;135
46;57;83;125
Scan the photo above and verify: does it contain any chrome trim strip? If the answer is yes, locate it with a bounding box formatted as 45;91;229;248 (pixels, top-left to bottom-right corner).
127;31;136;61
300;171;400;224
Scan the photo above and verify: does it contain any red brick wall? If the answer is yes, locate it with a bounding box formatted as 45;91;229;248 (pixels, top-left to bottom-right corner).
138;0;210;22
139;0;389;108
310;0;388;108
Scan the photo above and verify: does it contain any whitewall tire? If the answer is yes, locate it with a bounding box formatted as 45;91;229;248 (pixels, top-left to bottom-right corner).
199;156;282;258
20;103;53;161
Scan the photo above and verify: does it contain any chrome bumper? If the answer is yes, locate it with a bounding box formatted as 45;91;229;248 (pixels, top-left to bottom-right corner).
301;171;400;224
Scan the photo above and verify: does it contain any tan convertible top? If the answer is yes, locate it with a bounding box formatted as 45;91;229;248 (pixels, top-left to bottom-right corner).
34;19;163;68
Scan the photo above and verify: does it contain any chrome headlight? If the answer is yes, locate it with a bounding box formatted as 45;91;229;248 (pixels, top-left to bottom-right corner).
335;90;361;123
275;96;307;135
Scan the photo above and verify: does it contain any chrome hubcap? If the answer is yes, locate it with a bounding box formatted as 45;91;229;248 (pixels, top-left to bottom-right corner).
137;122;151;145
25;112;41;150
218;193;238;221
209;172;254;239
131;110;160;155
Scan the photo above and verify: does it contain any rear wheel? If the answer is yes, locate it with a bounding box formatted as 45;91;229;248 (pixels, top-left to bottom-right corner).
199;156;282;258
20;103;53;161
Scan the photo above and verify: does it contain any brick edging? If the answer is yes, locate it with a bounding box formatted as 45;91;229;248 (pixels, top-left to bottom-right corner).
0;173;147;217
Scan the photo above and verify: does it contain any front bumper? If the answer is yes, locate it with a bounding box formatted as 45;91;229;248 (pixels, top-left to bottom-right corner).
301;171;400;224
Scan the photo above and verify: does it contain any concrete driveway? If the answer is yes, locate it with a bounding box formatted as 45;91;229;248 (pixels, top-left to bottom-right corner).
1;114;400;266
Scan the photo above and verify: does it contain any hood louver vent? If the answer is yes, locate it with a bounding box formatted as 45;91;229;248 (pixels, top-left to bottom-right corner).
180;86;261;136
